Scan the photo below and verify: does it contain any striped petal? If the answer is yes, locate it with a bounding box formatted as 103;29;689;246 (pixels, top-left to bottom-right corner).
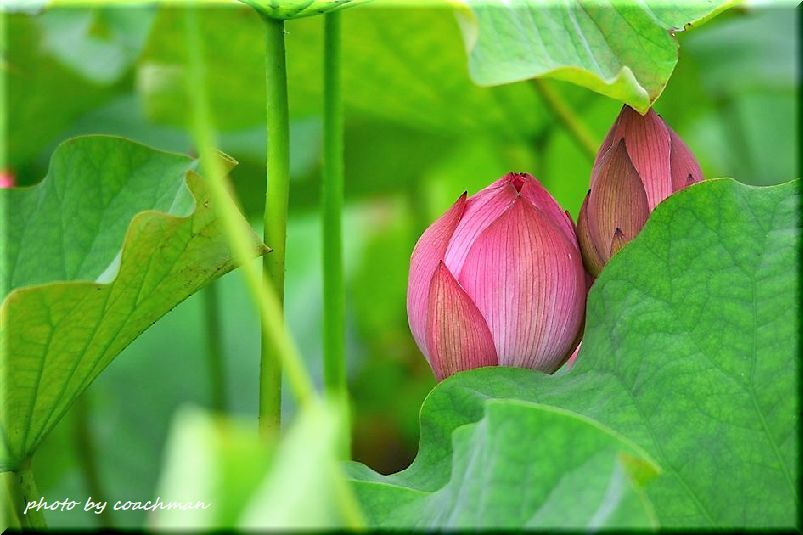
457;197;586;372
443;174;519;276
669;128;704;191
518;173;577;246
597;106;672;210
587;140;650;265
407;193;467;361
426;263;498;380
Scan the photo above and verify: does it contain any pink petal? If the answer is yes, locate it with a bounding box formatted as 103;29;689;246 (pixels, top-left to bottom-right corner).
564;341;582;370
517;173;577;246
598;106;672;210
426;262;498;380
407;193;467;361
576;192;605;278
443;176;518;276
587;140;650;265
457;197;586;373
669;128;703;191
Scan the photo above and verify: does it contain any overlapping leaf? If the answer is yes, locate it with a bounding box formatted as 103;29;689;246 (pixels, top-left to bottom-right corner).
349;400;660;529
349;178;800;528
0;136;266;471
457;0;735;111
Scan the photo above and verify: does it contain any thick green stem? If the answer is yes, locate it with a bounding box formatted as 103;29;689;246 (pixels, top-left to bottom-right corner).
262;16;291;436
73;395;113;528
322;11;350;458
203;282;228;412
183;4;314;412
9;461;47;530
532;78;598;161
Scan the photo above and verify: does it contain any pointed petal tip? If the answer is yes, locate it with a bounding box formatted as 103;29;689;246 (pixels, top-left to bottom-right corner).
669;128;704;190
426;263;497;381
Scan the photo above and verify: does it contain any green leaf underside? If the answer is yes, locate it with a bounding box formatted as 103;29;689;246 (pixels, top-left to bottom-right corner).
349;178;800;528
0;136;265;471
460;0;734;112
239;0;372;19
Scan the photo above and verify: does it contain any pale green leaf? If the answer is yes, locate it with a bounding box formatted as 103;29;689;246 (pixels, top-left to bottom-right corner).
349;401;660;529
0;136;266;471
457;0;735;112
154;400;354;529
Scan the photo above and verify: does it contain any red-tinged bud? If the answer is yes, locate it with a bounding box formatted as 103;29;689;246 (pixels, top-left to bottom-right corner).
407;172;587;380
578;106;703;277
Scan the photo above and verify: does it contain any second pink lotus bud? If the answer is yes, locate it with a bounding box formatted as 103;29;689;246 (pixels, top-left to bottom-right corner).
577;106;703;277
407;172;587;380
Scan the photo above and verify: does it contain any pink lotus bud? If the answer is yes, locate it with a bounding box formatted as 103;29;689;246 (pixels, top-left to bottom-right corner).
577;106;703;277
407;172;587;380
0;170;15;189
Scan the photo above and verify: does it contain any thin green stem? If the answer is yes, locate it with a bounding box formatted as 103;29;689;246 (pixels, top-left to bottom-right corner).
322;11;350;458
262;16;291;436
73;395;113;528
183;5;314;411
203;282;228;412
531;78;598;161
11;461;47;530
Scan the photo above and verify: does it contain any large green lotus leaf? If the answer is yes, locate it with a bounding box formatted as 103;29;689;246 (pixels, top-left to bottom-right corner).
0;136;266;471
457;0;735;112
349;401;660;529
137;6;546;138
349;178;799;528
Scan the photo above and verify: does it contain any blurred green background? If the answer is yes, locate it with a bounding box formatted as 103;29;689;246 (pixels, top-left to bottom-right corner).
5;3;798;528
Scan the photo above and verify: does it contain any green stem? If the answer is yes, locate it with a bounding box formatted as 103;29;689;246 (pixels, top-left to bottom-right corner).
531;78;598;161
183;3;314;411
73;395;113;528
262;16;291;436
203;282;228;412
10;461;47;530
184;6;363;527
322;11;350;458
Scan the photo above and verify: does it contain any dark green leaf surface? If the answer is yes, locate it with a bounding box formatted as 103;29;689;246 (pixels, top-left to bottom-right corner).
0;136;266;471
458;0;734;111
350;178;800;528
